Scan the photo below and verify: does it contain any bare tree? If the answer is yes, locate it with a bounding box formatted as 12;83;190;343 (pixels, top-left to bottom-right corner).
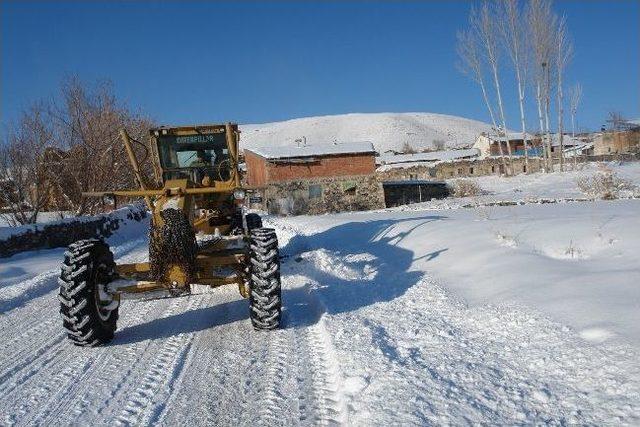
527;0;557;172
456;6;508;175
432;139;446;151
0;105;56;225
555;15;573;172
1;78;155;222
569;82;582;138
606;111;628;131
568;83;582;169
498;0;531;172
474;2;513;174
401;141;417;154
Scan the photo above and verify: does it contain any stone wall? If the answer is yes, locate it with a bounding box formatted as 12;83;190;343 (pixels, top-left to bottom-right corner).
262;174;384;215
377;157;544;182
0;205;147;258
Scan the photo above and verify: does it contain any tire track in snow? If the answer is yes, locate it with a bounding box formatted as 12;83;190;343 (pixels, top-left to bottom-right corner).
0;238;151;410
255;275;348;426
112;293;209;426
0;317;64;387
257;331;291;426
152;288;259;426
22;297;170;426
300;321;348;426
0;295;165;426
1;340;94;426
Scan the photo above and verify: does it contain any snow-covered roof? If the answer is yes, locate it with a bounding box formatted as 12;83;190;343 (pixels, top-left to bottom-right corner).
547;133;584;147
377;161;436;172
377;148;480;166
245;141;375;160
486;132;536;142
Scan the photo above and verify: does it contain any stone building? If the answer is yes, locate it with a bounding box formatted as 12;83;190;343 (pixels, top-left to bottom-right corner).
262;174;384;215
593;130;640;155
244;142;384;214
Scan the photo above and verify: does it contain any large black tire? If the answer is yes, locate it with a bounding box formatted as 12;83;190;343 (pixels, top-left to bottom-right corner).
246;213;263;230
58;239;119;347
248;228;282;330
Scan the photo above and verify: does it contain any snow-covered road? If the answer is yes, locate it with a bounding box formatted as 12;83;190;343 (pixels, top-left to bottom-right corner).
0;232;355;426
1;200;639;425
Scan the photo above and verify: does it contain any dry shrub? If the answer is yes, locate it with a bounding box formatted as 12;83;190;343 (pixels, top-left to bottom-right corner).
451;179;483;197
401;142;417;154
575;165;636;200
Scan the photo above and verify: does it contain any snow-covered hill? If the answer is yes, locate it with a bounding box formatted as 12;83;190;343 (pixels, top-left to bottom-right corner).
239;112;494;154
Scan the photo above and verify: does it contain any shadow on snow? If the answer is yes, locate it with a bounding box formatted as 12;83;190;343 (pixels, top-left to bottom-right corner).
113;214;448;344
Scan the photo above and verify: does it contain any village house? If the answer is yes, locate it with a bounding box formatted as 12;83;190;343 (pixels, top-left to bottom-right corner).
244;142;385;214
593;129;640;155
473;132;542;157
546;133;590;157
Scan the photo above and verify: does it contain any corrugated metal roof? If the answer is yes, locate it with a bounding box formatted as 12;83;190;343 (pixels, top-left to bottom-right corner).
377;148;479;165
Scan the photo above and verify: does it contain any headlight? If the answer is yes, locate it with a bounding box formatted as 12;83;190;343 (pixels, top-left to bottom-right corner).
233;189;246;200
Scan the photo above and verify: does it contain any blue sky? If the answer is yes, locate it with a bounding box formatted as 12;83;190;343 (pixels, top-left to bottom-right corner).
1;1;638;131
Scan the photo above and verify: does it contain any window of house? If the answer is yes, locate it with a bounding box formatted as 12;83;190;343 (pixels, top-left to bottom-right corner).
409;173;418;180
491;165;496;173
499;164;505;174
429;168;437;178
523;165;527;172
457;168;463;175
308;184;322;199
469;167;474;175
342;181;357;196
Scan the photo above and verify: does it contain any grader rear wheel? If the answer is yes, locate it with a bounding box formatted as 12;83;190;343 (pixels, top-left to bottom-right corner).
248;228;282;330
58;239;119;347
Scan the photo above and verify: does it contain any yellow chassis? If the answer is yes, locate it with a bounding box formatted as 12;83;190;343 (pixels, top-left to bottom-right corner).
109;236;250;298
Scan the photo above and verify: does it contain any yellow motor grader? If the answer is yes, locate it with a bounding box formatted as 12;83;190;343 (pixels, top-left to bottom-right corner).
58;123;281;347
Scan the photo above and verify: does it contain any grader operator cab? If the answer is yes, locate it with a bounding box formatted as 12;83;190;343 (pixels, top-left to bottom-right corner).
58;124;281;347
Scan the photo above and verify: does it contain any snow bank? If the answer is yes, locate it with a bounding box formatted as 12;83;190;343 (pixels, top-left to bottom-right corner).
275;199;640;347
267;198;640;424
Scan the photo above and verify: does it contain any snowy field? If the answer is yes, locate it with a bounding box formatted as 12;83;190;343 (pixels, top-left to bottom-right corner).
1;171;639;424
398;161;640;211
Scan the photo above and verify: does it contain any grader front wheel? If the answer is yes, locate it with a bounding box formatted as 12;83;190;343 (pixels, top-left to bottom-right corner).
58;239;119;347
248;228;282;330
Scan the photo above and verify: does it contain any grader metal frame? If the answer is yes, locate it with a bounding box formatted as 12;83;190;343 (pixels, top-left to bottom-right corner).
58;123;282;347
